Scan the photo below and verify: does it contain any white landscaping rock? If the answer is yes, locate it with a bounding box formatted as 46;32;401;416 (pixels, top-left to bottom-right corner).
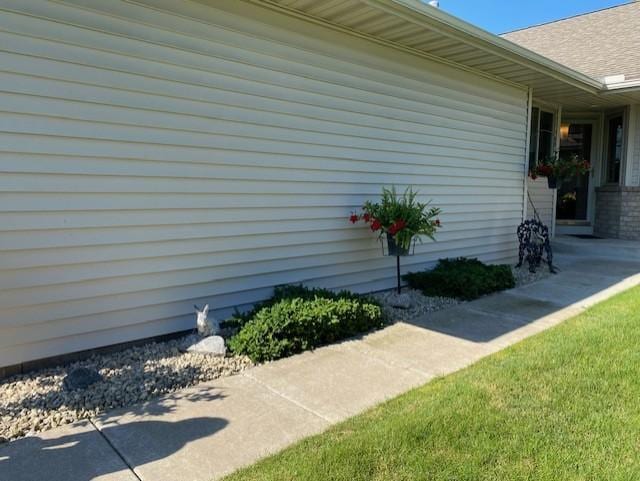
373;288;460;322
0;335;252;444
186;336;226;357
386;292;414;309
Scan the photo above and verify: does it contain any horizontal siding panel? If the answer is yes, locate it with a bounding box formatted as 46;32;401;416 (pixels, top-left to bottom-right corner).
0;217;523;251
2;222;522;292
0;0;528;366
0;34;525;139
0;153;524;186
0;92;526;155
1;235;519;332
0;192;520;214
0;207;522;232
2;0;527;112
0;71;525;150
0;173;524;195
0;217;521;271
0;139;524;175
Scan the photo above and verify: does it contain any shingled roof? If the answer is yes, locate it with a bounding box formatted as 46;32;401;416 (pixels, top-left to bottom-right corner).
502;2;640;82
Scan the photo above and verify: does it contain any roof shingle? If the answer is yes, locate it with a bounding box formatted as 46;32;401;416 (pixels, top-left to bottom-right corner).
502;2;640;82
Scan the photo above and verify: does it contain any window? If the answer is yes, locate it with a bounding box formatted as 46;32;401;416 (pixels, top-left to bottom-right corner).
529;107;555;170
606;115;623;184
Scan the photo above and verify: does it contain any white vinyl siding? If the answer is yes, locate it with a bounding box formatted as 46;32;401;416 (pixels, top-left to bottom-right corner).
527;178;555;230
0;0;528;367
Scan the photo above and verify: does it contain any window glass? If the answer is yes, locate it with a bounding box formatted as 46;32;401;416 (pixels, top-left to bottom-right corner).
528;107;554;171
538;111;555;162
606;116;623;184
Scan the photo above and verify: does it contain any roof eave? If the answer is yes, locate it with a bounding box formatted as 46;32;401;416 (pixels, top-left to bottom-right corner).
379;0;604;93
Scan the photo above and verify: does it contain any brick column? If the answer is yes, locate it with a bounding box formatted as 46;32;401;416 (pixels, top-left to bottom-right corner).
595;186;640;239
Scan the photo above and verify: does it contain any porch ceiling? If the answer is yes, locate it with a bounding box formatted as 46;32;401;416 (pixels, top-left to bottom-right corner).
251;0;637;110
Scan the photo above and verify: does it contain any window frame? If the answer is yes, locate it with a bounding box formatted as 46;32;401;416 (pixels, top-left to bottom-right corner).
604;112;625;185
529;106;556;171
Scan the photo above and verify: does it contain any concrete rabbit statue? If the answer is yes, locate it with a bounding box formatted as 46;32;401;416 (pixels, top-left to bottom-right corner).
194;304;219;337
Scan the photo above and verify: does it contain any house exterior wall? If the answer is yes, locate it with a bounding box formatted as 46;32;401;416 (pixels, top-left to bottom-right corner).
0;0;529;367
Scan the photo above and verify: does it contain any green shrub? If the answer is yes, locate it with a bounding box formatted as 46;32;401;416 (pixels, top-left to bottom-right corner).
222;285;373;331
403;257;515;301
227;286;385;363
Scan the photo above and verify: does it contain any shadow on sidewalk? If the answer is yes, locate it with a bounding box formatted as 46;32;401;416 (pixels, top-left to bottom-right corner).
404;259;640;343
0;387;229;481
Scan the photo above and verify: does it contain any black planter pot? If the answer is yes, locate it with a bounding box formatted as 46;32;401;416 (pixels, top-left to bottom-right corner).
386;233;410;257
547;176;558;189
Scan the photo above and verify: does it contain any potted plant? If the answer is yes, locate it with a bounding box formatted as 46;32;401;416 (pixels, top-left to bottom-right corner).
349;186;441;293
529;154;591;189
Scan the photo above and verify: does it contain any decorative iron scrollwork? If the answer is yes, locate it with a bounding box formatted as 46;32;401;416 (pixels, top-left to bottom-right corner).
516;219;556;274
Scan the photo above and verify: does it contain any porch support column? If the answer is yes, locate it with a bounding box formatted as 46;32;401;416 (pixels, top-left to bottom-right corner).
522;87;534;221
551;105;562;237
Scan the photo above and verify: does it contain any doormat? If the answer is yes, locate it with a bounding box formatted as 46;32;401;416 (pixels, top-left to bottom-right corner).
569;234;604;239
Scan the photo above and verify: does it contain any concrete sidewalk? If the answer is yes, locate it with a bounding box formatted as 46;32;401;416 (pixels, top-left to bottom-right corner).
3;248;640;481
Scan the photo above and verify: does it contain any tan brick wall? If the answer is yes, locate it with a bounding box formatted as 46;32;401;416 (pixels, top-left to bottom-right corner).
595;186;640;240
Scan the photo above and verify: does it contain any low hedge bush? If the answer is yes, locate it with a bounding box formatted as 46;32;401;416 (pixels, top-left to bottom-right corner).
227;286;385;363
403;257;515;301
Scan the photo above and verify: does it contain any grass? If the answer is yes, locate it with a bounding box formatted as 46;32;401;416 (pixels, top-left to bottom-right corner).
224;287;640;481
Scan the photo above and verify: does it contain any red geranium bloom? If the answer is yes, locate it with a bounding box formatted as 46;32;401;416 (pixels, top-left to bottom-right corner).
388;219;406;236
370;219;382;231
363;213;371;223
537;164;554;177
435;219;441;227
349;213;359;224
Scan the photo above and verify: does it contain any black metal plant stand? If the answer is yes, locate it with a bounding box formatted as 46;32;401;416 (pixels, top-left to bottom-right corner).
382;234;416;294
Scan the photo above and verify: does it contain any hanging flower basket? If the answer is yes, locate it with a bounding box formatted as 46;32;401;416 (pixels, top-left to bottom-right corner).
529;154;591;190
386;233;410;257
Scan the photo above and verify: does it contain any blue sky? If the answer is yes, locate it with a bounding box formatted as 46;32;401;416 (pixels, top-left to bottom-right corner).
439;0;631;34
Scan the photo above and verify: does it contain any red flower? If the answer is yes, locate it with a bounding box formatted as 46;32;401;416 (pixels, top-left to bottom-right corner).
349;213;359;224
536;164;553;177
363;213;371;223
435;219;441;227
370;219;382;232
388;219;406;235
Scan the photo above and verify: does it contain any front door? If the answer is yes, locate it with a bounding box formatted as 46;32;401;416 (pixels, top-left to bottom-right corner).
557;123;593;222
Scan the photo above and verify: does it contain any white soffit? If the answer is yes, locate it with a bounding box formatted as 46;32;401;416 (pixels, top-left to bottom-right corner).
253;0;637;109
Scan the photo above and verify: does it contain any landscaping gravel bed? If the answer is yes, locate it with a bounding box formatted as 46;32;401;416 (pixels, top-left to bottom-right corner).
0;335;252;444
373;289;461;322
375;266;551;322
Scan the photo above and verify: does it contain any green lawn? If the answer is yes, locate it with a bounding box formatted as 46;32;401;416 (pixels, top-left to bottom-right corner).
225;287;640;481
